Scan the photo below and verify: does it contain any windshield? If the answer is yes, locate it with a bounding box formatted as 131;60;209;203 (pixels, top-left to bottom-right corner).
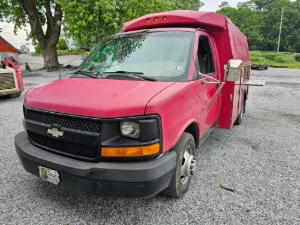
75;31;194;81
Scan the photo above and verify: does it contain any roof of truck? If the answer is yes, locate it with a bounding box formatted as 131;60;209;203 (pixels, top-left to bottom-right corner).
122;10;227;32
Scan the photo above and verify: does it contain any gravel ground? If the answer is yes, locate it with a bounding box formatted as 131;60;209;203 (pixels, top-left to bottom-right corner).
0;68;300;224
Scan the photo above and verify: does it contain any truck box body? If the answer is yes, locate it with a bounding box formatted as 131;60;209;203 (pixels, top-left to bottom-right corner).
122;10;251;130
14;10;262;198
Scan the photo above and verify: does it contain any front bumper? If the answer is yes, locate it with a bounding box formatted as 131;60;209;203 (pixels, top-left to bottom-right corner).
15;132;177;198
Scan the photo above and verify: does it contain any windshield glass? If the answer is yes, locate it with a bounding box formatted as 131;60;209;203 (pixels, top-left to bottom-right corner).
75;31;194;81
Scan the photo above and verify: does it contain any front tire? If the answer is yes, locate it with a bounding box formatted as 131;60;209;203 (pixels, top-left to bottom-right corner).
163;132;196;198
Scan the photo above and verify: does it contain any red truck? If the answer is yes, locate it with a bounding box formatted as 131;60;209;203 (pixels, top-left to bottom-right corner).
15;11;264;198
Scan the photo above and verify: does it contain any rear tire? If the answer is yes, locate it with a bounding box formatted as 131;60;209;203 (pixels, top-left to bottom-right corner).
234;100;244;125
10;92;22;98
163;132;196;198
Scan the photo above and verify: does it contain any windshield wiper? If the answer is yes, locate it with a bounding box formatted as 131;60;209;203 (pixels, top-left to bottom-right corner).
103;71;157;81
74;70;101;79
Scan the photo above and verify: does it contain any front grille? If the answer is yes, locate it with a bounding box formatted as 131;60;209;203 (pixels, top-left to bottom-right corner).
28;131;98;160
26;109;102;133
0;73;16;90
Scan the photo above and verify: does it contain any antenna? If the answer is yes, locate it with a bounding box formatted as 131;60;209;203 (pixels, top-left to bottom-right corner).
58;64;61;79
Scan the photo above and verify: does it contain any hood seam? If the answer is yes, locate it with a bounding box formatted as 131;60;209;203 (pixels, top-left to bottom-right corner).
144;82;176;114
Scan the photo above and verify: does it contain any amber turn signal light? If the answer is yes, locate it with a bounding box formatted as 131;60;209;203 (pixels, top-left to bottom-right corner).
102;143;160;157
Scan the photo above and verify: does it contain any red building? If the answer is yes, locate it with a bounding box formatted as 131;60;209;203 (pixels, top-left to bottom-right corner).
0;36;21;61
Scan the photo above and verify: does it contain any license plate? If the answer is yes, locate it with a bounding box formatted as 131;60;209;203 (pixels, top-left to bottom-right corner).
39;166;60;185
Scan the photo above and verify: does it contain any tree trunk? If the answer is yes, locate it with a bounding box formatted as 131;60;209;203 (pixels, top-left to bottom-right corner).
19;1;63;69
41;44;59;69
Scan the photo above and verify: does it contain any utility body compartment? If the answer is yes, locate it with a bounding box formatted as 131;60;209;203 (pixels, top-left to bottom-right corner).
122;10;256;129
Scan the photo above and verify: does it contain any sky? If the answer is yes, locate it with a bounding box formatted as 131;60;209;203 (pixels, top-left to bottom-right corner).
201;0;246;11
0;0;245;52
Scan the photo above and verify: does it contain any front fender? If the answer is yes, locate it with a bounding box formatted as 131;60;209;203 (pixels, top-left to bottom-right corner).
145;82;201;153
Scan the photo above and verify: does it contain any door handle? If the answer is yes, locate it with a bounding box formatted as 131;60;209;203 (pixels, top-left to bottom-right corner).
202;80;221;84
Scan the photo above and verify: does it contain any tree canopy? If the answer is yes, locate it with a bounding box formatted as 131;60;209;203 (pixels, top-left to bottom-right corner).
0;0;203;67
57;38;68;50
20;44;30;54
0;0;63;67
217;0;300;52
58;0;203;48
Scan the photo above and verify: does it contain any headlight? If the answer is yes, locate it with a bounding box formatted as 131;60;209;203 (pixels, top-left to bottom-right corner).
120;121;140;139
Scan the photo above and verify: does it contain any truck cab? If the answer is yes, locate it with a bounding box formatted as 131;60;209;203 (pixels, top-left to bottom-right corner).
14;11;263;198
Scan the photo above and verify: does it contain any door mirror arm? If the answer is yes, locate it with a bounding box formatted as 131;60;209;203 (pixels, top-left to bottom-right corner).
198;71;221;84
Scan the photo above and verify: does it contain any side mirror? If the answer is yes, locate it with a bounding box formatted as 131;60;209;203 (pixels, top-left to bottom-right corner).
225;59;243;82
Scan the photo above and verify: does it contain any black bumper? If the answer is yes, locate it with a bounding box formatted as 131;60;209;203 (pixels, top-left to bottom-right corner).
15;132;177;198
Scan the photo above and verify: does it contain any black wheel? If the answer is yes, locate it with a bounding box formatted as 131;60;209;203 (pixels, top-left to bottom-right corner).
163;132;196;198
10;92;22;98
234;100;244;125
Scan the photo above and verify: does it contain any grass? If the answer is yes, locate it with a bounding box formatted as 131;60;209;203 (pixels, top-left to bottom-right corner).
250;51;300;70
31;49;86;56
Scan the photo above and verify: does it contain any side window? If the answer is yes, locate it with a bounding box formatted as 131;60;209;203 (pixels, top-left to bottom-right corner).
197;36;215;75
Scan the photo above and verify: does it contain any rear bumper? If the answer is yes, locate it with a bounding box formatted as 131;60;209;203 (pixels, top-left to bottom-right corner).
15;132;176;198
0;88;20;96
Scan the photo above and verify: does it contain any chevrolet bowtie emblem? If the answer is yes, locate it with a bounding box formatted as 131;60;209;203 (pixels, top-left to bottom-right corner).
47;128;64;137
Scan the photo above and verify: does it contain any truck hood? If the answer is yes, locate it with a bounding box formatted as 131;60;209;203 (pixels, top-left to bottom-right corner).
25;78;175;118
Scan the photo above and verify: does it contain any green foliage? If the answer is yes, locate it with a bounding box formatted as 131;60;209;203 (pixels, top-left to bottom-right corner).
217;0;300;53
34;44;41;54
57;49;85;56
58;0;203;48
20;45;30;54
57;38;68;50
250;51;300;69
31;49;86;56
295;55;300;62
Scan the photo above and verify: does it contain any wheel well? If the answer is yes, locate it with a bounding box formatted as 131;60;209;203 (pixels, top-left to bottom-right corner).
184;122;199;147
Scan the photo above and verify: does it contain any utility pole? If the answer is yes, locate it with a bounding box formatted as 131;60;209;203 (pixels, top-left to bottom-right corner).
277;7;284;53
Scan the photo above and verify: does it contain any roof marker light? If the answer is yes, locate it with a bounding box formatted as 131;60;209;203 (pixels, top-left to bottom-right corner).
146;18;151;24
154;17;159;22
163;16;167;21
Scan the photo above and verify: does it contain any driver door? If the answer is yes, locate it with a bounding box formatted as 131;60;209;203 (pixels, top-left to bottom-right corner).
195;32;221;135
